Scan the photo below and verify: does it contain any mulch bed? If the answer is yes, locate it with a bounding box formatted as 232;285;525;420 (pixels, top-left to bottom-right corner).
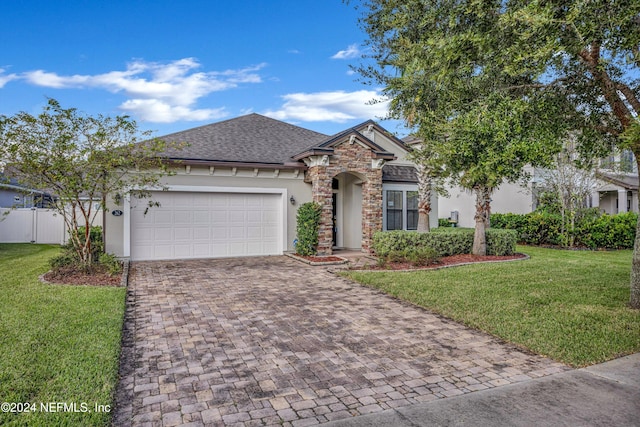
42;266;123;287
296;255;346;263
354;253;528;271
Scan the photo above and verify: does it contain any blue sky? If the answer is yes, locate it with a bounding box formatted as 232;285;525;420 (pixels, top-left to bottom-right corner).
0;0;406;138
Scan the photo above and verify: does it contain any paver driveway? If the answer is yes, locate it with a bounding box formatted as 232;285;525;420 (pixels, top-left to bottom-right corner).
113;256;567;426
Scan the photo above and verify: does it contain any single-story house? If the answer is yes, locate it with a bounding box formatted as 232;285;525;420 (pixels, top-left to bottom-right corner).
105;114;437;261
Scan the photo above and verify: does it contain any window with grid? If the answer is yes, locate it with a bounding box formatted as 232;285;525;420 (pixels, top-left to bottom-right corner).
386;190;404;230
406;191;418;230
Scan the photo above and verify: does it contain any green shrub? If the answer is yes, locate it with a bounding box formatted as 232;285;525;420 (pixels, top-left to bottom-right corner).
491;211;637;249
373;228;516;258
385;247;440;266
407;247;440;266
492;212;562;246
63;226;104;261
49;251;80;270
50;226;123;274
98;253;123;276
295;202;322;256
578;212;637;249
485;229;518;255
438;218;452;227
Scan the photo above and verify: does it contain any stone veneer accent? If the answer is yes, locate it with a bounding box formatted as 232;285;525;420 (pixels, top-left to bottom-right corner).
306;140;383;255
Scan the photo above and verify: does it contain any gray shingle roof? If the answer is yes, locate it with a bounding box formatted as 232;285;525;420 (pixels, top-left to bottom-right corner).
382;164;418;183
597;171;639;190
157;113;329;165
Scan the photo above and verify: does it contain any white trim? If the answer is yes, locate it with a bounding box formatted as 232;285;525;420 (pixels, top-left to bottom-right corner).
124;185;288;259
123;194;131;257
382;183;419;231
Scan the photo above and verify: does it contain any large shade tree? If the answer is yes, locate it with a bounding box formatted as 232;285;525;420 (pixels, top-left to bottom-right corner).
500;0;640;308
351;0;566;254
0;99;177;271
351;0;640;307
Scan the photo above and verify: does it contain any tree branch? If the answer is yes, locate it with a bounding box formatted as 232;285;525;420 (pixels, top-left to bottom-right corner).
616;82;640;116
578;44;633;129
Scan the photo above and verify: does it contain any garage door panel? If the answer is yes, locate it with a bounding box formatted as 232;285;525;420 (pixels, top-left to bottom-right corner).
192;227;211;240
228;226;245;239
174;211;193;224
131;191;282;261
153;211;173;224
174;227;193;240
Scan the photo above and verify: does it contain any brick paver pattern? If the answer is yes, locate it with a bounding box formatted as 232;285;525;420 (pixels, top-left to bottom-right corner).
113;256;568;426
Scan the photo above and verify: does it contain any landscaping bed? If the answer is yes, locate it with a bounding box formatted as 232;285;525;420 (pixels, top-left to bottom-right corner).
286;252;348;265
42;266;123;286
353;252;527;271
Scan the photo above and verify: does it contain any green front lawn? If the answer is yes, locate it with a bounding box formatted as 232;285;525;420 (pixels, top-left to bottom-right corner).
0;244;126;426
344;246;640;367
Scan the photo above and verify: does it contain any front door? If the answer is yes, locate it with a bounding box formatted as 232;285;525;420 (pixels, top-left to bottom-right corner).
332;193;338;247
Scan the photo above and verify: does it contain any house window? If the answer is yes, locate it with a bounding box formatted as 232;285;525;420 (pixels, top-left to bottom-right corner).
621;150;635;173
407;191;418;230
386;190;403;230
384;187;421;231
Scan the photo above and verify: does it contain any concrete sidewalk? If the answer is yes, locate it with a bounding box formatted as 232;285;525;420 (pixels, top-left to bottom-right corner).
326;353;640;427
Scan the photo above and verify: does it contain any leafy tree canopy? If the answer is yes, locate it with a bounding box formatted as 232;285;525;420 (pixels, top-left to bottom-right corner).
0;98;180;270
350;0;640;303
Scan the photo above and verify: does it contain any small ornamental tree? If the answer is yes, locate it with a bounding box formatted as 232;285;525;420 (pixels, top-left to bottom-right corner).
0;98;179;272
295;202;322;256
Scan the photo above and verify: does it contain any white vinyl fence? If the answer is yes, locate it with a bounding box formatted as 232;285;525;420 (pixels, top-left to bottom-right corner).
0;208;103;244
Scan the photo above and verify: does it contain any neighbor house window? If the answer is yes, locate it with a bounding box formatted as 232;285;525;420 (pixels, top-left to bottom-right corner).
384;187;421;231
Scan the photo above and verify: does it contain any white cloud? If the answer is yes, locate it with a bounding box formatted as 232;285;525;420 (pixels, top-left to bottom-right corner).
0;68;20;88
263;90;389;123
120;99;228;123
19;58;266;123
331;44;361;60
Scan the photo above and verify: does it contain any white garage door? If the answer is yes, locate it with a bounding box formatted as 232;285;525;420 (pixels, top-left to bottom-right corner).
130;191;282;261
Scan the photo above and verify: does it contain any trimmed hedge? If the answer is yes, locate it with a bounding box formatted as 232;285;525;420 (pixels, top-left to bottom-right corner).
295;202;322;256
373;228;517;258
491;211;637;249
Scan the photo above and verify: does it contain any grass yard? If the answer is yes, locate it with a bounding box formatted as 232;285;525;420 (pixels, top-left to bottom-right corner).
344;245;640;367
0;244;126;426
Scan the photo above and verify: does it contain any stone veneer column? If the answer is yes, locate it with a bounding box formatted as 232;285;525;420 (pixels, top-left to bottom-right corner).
308;166;334;255
361;169;383;253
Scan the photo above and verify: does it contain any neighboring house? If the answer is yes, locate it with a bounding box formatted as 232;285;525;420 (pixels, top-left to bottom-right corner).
0;176;56;208
438;170;538;228
105;114;437;261
438;150;639;228
596;171;639;215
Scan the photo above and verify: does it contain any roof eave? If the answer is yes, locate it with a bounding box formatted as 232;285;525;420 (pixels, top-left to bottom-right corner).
291;148;335;161
164;158;307;170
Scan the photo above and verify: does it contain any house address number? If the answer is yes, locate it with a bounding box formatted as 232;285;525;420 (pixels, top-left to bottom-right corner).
111;210;123;216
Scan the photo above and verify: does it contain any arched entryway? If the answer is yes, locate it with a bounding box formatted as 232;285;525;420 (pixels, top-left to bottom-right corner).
298;132;391;255
332;172;365;250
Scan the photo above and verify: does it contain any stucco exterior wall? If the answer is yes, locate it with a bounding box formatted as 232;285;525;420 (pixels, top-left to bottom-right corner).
340;173;364;249
104;165;311;257
439;182;534;228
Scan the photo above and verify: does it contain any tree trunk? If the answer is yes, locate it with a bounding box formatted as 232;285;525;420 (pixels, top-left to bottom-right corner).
472;185;492;256
417;186;432;233
630;158;640;309
416;163;431;232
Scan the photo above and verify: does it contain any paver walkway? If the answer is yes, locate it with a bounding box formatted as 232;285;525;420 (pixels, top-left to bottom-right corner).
113;256;567;426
